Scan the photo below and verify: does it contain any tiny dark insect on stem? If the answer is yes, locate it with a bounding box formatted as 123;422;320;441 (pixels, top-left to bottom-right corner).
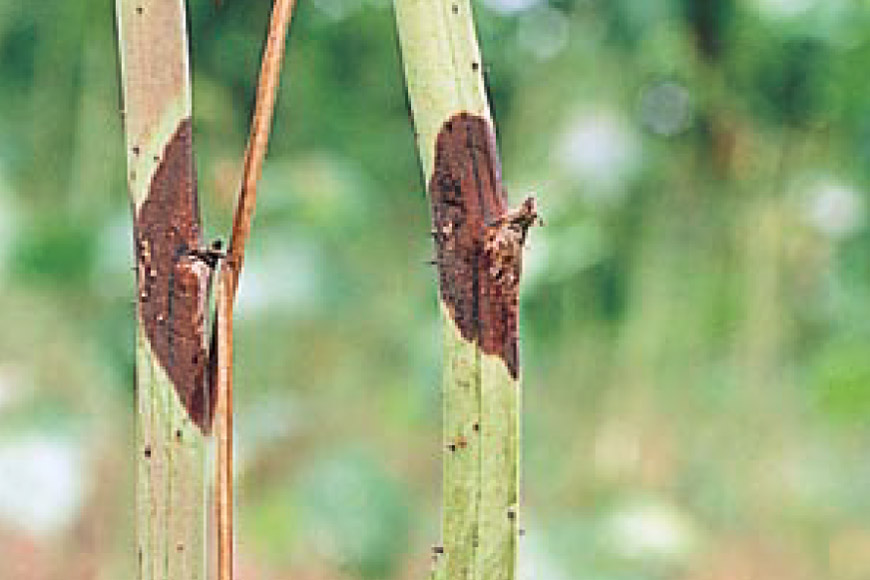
187;239;226;269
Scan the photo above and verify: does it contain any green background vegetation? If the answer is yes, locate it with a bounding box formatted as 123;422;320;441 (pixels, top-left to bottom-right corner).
1;0;870;578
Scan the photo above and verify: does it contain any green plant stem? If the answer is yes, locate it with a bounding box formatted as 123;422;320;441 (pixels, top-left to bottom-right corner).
115;1;207;578
394;2;521;579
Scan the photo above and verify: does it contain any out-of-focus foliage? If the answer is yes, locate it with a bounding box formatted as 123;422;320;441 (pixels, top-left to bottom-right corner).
1;0;870;578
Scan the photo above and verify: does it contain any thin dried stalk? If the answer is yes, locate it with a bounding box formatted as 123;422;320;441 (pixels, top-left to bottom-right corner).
227;0;298;296
213;2;298;578
214;263;234;580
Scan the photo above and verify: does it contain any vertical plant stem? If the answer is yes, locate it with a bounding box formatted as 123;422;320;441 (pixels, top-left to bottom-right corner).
394;2;534;579
116;1;208;579
211;2;297;578
214;262;234;580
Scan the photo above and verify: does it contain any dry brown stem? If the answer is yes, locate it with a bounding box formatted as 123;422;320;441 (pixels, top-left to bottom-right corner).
227;0;297;298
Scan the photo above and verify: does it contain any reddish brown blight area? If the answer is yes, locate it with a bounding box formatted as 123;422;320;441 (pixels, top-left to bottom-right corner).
134;119;213;432
429;112;537;379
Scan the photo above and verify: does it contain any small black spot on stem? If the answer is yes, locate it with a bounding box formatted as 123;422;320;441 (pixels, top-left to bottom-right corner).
451;3;459;14
143;445;151;458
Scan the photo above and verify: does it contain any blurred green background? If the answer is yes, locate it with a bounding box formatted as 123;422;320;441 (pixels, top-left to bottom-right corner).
2;0;870;578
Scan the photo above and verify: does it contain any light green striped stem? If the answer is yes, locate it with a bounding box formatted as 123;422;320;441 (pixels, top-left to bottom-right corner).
116;1;207;579
394;2;521;579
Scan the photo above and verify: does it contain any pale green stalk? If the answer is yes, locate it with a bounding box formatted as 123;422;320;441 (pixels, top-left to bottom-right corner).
394;2;520;579
115;1;207;578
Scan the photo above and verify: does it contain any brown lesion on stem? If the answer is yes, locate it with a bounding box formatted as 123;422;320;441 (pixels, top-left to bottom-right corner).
429;112;538;379
134;118;214;432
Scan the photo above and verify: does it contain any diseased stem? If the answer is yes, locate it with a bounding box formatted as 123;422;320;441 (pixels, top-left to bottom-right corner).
393;1;530;579
115;0;207;579
118;1;297;578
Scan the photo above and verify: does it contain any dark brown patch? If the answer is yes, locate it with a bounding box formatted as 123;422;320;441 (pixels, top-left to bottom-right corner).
134;119;214;432
429;112;537;379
